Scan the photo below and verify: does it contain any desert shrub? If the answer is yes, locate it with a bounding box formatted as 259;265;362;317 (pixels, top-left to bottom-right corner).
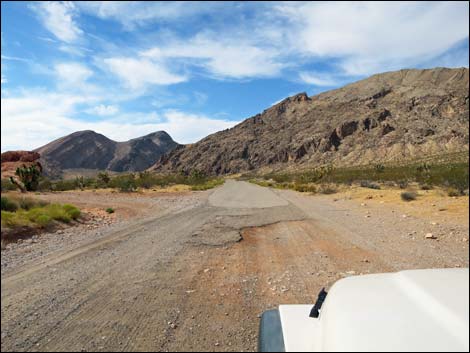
397;180;408;189
106;207;115;214
97;172;111;186
1;210;31;228
62;204;81;219
420;184;433;190
1;179;16;192
189;169;207;181
1;196;18;212
318;185;337;194
416;162;431;173
401;191;417;201
276;182;293;190
53;179;77;191
293;183;317;193
271;173;292;183
110;174;137;192
26;208;53;227
136;171;155;189
35;214;52;228
191;178;224;191
37;177;53;191
43;204;71;223
1;201;80;232
374;164;385;173
447;188;461;197
359;180;381;189
18;196;41;210
249;179;274;188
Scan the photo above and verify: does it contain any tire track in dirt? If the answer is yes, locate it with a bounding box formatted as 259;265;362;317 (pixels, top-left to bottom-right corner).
159;219;390;352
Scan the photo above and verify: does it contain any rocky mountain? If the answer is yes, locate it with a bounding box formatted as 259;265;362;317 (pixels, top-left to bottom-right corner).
35;130;180;176
152;67;469;175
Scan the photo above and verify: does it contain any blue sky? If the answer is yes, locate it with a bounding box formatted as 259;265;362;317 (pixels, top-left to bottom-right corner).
1;1;469;151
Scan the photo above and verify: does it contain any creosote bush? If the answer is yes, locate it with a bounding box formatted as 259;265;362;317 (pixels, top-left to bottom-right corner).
401;191;417;201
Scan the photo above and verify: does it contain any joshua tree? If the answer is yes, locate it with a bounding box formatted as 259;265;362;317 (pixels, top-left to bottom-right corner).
97;171;111;186
75;176;85;191
12;163;42;192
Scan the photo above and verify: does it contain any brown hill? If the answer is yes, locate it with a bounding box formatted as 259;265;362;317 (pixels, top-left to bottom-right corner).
151;67;469;175
35;130;180;177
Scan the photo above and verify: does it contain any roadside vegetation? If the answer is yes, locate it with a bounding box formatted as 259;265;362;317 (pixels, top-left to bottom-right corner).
1;170;224;193
244;157;469;197
1;195;81;244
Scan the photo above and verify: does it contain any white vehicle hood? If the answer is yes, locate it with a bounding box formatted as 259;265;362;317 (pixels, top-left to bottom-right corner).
279;268;469;352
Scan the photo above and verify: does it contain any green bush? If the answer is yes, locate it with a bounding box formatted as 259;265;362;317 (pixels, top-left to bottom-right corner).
401;191;417;201
1;201;81;231
1;210;31;228
26;208;52;227
35;214;52;228
44;204;71;223
1;196;18;212
105;207;115;214
63;204;81;219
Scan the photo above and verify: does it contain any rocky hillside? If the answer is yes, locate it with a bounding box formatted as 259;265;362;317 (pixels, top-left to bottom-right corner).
35;130;179;176
152;67;469;175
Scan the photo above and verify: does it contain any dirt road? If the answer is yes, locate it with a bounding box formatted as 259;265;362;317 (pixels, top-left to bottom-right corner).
1;180;468;351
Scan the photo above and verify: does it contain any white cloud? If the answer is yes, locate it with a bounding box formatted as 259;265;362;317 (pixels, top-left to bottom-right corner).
58;44;90;57
103;57;187;89
1;55;30;63
1;91;239;151
55;62;93;88
78;1;218;29
37;36;58;43
275;2;469;75
31;1;82;43
157;110;238;144
85;104;119;116
142;34;285;79
298;71;341;87
1;75;7;84
29;1;468;85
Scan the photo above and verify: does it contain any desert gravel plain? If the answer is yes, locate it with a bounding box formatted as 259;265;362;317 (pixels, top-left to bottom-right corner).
1;180;468;352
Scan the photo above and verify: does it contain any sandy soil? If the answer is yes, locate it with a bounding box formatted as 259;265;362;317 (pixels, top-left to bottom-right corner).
1;181;468;352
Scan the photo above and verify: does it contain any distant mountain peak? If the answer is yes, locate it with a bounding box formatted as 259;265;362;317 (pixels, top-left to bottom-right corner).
35;130;180;177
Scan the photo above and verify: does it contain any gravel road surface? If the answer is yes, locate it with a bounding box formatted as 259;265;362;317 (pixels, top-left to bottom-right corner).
1;181;468;352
